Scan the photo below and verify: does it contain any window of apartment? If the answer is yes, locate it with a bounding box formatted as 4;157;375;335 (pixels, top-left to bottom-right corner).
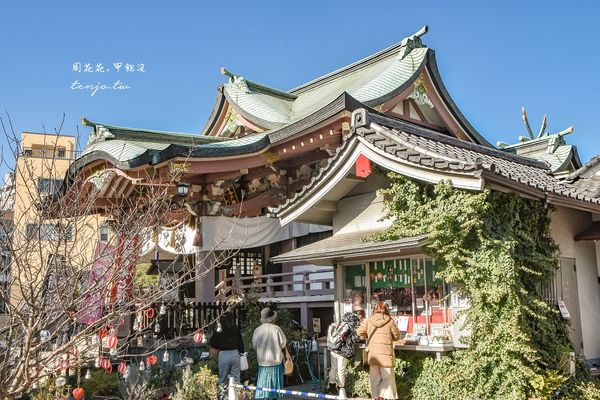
99;225;109;242
26;223;73;241
22;149;32;157
37;178;63;195
57;148;66;158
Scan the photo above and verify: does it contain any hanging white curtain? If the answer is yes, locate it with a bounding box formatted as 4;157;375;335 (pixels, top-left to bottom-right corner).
199;215;331;251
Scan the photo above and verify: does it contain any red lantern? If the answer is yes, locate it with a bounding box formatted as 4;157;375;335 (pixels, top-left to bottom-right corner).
355;154;371;178
147;355;157;366
145;308;156;319
101;357;111;370
118;361;127;375
193;330;203;343
69;346;79;357
73;388;85;400
98;327;109;339
107;335;118;349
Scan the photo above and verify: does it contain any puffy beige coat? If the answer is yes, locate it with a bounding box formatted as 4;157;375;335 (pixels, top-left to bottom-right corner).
357;314;400;368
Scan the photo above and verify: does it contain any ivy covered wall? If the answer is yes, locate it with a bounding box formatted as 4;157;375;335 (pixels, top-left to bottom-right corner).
372;174;600;399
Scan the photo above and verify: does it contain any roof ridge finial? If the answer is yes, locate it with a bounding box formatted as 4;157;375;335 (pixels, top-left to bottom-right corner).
521;106;574;142
221;67;238;82
398;25;429;60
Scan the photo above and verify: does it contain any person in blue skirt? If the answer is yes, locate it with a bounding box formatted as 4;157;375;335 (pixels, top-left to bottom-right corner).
252;308;287;399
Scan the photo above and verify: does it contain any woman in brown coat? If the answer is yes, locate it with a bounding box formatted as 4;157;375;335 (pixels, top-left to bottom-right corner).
358;301;401;400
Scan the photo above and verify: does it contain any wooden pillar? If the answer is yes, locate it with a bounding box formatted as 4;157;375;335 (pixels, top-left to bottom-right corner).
300;303;309;331
196;251;216;302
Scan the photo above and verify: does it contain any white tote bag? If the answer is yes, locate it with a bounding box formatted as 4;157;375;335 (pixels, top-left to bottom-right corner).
240;352;249;371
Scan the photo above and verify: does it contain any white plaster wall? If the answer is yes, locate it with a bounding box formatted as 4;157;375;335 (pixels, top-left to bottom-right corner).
551;206;600;360
333;191;392;234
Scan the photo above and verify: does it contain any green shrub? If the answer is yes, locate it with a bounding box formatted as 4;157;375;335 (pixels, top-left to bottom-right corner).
573;380;600;399
80;368;119;398
173;365;219;400
345;364;371;398
30;379;72;400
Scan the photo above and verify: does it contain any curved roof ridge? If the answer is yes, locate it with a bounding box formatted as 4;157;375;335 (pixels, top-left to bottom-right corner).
82;117;223;140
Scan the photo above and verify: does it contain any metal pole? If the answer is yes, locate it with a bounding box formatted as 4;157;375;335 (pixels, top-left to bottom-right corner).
228;376;238;400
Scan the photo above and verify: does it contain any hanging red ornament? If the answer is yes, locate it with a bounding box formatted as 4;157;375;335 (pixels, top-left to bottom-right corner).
98;327;109;339
73;387;85;400
145;308;156;319
355;154;372;178
193;330;203;343
107;335;118;349
101;357;111;370
147;355;158;366
118;361;127;375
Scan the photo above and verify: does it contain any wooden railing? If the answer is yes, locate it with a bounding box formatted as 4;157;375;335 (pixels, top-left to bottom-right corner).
215;267;335;303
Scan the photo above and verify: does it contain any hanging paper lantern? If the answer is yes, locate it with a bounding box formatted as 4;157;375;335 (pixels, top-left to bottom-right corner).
55;377;66;387
109;348;118;357
94;357;101;368
139;360;145;371
136;336;144;347
159;304;167;315
118;361;127;375
193;330;203;343
84;369;92;380
69;346;79;357
100;357;111;370
154;323;160;333
147;355;157;366
107;335;118;349
163;351;170;363
72;387;85;400
91;334;99;346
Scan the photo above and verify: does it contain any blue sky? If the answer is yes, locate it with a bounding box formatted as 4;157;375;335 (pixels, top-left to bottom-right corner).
1;1;599;177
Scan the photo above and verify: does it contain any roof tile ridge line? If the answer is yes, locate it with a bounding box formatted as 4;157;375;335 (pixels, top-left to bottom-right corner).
368;122;475;167
367;111;549;170
272;134;355;214
288;26;428;95
199;86;226;137
221;68;297;101
566;154;600;181
81;117;216;140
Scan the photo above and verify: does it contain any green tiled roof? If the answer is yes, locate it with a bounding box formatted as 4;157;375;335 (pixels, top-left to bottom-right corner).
501;134;580;174
220;28;429;132
80;139;169;163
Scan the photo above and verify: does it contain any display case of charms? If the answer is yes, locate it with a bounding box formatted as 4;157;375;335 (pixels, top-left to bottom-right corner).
343;256;455;346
